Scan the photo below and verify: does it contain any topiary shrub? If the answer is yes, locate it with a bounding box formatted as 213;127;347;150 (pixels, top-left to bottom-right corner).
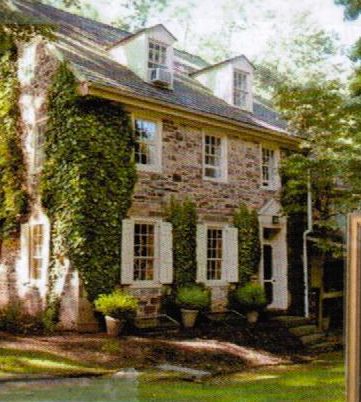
234;283;267;312
95;290;138;321
233;203;261;285
165;197;197;288
0;302;44;335
176;285;210;311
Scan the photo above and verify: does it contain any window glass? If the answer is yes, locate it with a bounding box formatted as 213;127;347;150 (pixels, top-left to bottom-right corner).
30;224;44;280
33;121;46;172
134;223;155;281
204;135;223;179
262;147;275;187
233;70;248;108
207;228;223;280
148;41;167;69
134;119;158;166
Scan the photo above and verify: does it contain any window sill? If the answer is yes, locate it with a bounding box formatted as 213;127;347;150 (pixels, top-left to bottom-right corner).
204;280;229;287
128;282;162;289
261;185;280;191
136;164;162;174
203;176;228;184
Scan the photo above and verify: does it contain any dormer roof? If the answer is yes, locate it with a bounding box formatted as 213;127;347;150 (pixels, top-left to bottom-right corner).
108;24;177;49
12;0;295;143
191;55;255;77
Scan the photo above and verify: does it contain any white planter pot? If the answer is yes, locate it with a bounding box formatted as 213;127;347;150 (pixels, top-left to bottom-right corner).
181;309;199;328
246;311;259;324
105;316;124;336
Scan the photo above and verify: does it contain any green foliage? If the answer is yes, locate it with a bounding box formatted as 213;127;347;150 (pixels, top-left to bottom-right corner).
165;197;197;287
42;297;61;333
0;50;28;238
0;302;44;335
234;283;267;311
95;290;138;320
42;63;137;301
176;285;210;310
233;203;261;285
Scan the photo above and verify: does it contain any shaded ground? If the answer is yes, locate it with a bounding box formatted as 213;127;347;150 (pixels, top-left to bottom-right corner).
0;351;345;402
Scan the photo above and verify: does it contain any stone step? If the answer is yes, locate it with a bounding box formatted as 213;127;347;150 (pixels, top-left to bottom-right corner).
133;314;180;336
289;325;319;337
300;333;325;345
308;342;338;352
271;316;312;328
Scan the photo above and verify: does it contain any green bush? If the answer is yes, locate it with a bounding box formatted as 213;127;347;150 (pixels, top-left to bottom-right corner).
233;203;261;285
235;283;267;311
165;197;197;287
176;286;210;310
95;290;138;320
0;302;44;335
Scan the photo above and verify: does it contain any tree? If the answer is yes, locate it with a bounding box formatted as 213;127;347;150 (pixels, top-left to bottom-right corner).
276;78;361;256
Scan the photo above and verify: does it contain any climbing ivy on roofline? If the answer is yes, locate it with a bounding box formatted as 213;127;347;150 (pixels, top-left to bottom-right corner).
0;46;29;239
41;63;137;301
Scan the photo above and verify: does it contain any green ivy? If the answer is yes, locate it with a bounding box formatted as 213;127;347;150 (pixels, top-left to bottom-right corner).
0;48;28;238
233;203;261;285
42;63;137;302
165;197;197;287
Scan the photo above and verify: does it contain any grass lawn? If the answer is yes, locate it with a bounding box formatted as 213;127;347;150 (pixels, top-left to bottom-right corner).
0;351;345;402
0;347;109;378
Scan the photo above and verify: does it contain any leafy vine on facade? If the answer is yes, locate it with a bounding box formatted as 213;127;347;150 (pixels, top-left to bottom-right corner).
41;63;137;301
0;47;29;239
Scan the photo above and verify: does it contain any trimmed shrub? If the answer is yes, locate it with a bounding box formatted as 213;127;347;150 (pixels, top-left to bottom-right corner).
165;197;197;288
176;285;210;310
95;290;138;320
234;283;267;311
0;302;44;335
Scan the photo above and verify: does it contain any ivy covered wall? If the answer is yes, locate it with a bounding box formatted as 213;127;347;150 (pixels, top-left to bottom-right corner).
0;48;28;239
41;63;137;302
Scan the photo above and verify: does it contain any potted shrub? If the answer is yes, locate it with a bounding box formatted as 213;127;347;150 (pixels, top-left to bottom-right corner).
235;283;266;323
176;285;210;328
95;290;138;336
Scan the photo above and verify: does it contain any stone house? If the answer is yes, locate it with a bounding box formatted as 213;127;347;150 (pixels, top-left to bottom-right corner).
1;0;302;331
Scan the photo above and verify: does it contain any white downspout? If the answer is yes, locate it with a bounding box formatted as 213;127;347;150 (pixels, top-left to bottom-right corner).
303;172;313;318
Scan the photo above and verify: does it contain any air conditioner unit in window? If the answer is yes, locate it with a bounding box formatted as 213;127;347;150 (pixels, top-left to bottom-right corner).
149;68;172;87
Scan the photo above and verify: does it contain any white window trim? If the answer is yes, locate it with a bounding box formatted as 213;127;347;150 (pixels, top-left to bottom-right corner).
147;39;168;70
132;114;162;173
31;116;48;175
260;144;280;190
233;69;250;110
25;213;50;287
129;217;162;288
146;38;174;87
204;223;228;286
202;131;228;183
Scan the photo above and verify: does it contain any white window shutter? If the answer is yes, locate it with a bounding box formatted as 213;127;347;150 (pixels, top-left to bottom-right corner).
159;221;173;284
196;224;207;283
21;223;30;279
121;219;134;285
224;226;239;283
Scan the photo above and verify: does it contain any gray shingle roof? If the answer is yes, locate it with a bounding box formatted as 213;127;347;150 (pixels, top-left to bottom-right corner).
13;0;290;136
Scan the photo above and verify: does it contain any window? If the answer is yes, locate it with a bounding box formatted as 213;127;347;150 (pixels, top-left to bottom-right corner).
203;134;226;180
148;40;167;69
134;223;155;281
30;224;44;280
207;228;223;280
262;147;277;188
134;118;160;170
33;119;46;172
233;70;249;108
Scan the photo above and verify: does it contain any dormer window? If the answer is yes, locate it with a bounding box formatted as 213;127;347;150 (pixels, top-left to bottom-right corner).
233;69;249;109
148;40;168;69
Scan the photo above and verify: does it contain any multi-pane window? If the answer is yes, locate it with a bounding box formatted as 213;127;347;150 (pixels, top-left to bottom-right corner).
204;134;224;179
148;41;167;69
134;119;158;167
33;120;46;172
30;224;44;280
262;147;276;187
233;70;249;108
133;223;155;281
207;228;223;280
